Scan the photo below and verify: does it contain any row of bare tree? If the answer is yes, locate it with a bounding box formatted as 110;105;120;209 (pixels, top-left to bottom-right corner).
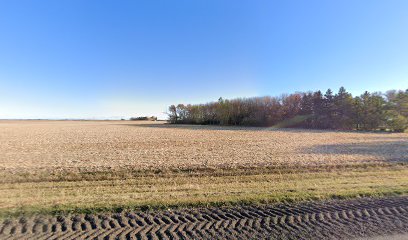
168;87;408;131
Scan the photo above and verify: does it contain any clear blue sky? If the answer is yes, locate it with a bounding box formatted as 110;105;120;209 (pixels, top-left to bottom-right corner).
1;0;407;119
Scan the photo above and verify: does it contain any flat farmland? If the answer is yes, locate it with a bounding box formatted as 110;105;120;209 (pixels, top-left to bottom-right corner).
0;120;407;174
0;120;407;217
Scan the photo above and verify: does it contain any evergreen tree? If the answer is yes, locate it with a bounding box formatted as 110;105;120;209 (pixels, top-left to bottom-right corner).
322;89;335;128
311;90;324;128
168;88;407;132
384;90;408;131
359;92;386;130
333;87;354;129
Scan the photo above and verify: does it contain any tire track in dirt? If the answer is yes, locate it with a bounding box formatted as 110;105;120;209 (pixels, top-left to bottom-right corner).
1;196;408;240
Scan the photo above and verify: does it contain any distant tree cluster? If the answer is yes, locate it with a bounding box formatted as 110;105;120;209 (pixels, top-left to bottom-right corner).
130;116;157;121
168;87;408;132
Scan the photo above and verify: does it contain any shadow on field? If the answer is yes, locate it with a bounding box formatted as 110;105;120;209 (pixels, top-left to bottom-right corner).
304;141;408;161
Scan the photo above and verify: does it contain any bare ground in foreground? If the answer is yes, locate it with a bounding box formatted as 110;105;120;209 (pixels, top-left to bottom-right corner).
1;120;408;239
1;196;408;240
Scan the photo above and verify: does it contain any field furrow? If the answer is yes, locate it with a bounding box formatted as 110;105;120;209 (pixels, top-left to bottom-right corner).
1;197;408;240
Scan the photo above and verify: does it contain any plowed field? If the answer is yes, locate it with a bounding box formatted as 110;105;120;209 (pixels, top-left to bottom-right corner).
0;120;406;174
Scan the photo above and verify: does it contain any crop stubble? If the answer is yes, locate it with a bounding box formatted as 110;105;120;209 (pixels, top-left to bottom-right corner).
1;120;408;239
0;120;407;175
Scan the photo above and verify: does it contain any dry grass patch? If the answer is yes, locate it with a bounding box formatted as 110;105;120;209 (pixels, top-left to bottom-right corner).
1;120;407;217
1;165;408;217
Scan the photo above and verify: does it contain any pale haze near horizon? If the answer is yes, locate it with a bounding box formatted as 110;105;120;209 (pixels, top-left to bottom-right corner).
0;0;407;120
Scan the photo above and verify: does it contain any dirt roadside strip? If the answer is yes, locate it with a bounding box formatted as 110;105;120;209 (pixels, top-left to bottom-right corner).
1;196;407;240
359;234;408;240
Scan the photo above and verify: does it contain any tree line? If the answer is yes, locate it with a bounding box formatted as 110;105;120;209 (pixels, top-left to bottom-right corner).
130;116;157;121
167;87;408;132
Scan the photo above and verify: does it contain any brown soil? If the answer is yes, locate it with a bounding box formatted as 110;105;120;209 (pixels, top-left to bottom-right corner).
1;196;408;240
0;120;407;174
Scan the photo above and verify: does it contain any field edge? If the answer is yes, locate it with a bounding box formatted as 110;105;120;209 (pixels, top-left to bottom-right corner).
2;164;408;219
